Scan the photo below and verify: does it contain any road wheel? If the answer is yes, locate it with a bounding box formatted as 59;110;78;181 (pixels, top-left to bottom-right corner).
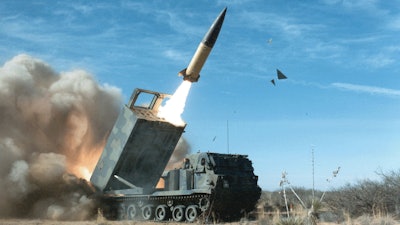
185;205;199;222
117;204;126;220
172;205;185;222
155;205;170;221
141;205;154;220
127;204;138;220
199;197;210;211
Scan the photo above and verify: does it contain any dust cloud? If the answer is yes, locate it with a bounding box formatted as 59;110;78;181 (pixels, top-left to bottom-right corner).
0;54;191;220
166;137;191;170
0;54;122;220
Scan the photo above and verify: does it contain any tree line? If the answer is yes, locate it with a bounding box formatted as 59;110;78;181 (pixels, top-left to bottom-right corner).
260;170;400;222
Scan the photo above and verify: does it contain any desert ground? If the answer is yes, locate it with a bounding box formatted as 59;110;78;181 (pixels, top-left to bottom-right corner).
0;217;398;225
0;221;301;225
0;220;262;225
0;220;185;225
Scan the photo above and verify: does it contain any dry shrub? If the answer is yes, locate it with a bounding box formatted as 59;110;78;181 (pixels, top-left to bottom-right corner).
355;214;397;225
276;217;305;225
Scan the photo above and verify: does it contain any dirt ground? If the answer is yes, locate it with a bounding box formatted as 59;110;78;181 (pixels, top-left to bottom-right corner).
0;219;346;225
0;220;264;225
0;220;169;225
1;219;279;225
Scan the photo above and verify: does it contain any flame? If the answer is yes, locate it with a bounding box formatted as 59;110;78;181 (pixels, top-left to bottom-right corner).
158;81;192;126
77;166;91;181
67;144;104;181
68;144;104;180
63;111;107;181
156;81;192;189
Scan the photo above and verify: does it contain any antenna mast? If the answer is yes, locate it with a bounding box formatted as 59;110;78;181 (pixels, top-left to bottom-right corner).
226;120;230;154
311;146;315;199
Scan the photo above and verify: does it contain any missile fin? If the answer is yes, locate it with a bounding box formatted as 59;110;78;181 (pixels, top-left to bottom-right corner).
179;68;200;82
178;68;187;77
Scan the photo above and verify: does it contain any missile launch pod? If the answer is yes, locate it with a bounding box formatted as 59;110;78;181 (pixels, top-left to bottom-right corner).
90;89;261;222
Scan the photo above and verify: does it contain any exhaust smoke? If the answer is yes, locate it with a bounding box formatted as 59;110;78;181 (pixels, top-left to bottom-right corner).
0;54;122;219
0;54;192;219
155;81;192;188
158;80;192;126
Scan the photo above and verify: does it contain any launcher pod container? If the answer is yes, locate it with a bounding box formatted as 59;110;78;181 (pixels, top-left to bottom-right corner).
90;88;185;194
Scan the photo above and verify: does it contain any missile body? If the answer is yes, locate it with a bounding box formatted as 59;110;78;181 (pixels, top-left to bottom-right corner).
179;7;227;82
114;175;137;188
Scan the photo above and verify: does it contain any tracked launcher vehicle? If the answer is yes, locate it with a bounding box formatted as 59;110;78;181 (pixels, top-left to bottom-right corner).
90;88;261;222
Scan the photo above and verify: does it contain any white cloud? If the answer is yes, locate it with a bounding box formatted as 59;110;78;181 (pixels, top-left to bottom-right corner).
387;16;400;31
217;0;253;5
332;82;400;97
341;0;379;10
163;49;187;63
322;0;379;11
238;11;319;38
304;42;344;60
361;53;395;68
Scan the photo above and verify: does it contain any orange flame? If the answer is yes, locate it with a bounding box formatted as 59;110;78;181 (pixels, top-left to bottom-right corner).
63;111;107;181
83;144;104;179
68;144;104;181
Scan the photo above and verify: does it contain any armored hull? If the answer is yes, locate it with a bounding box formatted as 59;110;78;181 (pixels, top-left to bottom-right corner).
90;89;261;222
98;153;261;222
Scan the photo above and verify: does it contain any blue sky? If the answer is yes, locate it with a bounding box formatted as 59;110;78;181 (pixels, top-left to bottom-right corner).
1;0;399;191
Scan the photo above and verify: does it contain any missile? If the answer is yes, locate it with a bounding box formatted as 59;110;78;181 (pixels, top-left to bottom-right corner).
179;7;227;83
114;175;137;188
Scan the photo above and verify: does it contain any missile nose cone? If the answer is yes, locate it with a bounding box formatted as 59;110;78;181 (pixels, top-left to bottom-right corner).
202;7;227;48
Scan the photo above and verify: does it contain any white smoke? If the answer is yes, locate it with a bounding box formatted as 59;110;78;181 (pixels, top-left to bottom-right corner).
166;137;191;170
0;54;122;219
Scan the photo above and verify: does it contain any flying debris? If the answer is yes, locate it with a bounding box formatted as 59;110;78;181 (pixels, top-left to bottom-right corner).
326;166;341;183
277;69;287;80
333;166;341;177
270;69;288;86
179;7;227;83
267;38;272;44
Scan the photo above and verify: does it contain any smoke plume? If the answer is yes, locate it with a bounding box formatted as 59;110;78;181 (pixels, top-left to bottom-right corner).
166;137;191;170
0;54;122;219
